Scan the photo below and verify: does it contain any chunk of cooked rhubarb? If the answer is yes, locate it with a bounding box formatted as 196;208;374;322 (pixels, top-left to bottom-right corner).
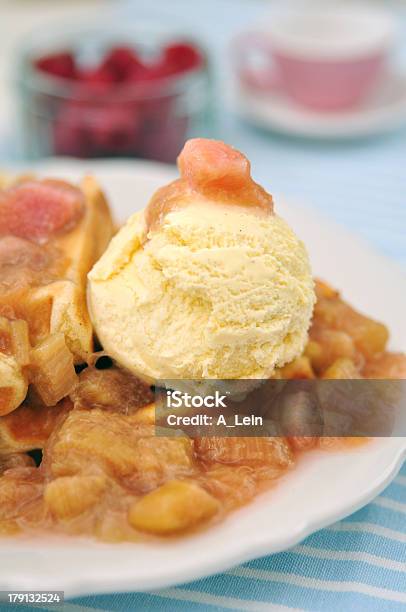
287;437;318;452
29;333;77;405
132;403;156;424
275;355;315;379
363;352;406;379
0;395;72;454
0;352;28;416
0;454;35;474
9;320;30;366
178;139;273;207
201;465;257;510
307;329;358;374
0;317;12;355
45;475;107;520
71;365;153;413
314;286;388;358
0;468;43;522
0;388;16;417
128;480;219;535
315;279;339;300
195;436;293;475
322;357;361;379
47;409;196;491
145;138;273;232
0;179;84;243
0;364;25;422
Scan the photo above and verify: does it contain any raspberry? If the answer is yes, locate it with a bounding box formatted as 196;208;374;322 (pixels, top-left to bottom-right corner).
35;52;76;80
88;105;140;152
53;101;93;158
164;43;203;74
101;46;144;81
37;41;203;161
79;66;116;86
53;101;140;157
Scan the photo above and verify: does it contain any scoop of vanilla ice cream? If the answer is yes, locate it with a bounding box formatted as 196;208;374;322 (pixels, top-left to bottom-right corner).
88;198;315;381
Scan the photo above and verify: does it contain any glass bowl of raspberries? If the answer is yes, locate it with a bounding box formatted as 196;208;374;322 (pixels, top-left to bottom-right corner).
17;24;211;162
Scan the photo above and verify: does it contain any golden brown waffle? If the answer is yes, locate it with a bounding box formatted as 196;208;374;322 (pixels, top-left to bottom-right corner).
0;175;114;415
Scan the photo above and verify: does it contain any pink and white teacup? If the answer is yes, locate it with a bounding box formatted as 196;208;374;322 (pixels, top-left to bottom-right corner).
233;3;396;111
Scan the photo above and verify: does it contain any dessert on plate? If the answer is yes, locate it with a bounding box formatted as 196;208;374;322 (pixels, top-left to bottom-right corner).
0;139;405;540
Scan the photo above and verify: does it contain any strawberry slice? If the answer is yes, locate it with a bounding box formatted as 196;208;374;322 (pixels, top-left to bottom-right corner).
0;180;85;243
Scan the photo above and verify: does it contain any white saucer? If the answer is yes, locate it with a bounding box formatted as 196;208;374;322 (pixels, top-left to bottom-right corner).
234;71;406;139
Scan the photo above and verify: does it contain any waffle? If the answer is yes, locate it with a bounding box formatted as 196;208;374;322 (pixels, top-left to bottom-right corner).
0;175;114;415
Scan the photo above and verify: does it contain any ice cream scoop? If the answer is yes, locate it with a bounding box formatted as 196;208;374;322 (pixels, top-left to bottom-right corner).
88;139;315;381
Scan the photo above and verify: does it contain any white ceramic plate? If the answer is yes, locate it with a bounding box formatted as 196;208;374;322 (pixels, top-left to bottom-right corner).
233;71;406;139
1;159;405;597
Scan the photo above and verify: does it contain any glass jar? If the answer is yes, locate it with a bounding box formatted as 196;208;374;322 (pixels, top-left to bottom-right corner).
16;22;212;163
